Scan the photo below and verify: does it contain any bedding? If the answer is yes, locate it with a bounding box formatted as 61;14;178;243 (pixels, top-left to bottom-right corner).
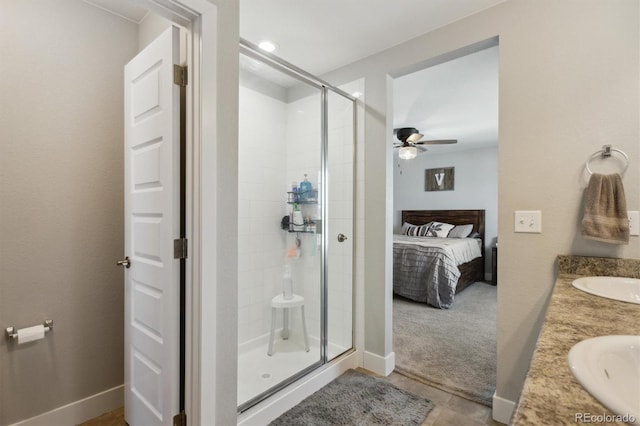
393;235;482;308
401;222;431;236
447;224;473;238
401;221;474;239
425;222;455;238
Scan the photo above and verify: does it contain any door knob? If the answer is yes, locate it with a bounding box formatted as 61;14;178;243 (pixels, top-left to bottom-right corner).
117;256;131;268
337;233;348;242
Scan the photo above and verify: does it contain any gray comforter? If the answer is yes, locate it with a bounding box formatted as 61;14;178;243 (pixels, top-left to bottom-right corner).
393;236;480;308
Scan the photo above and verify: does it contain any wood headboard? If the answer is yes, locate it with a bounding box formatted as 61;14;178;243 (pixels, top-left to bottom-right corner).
401;209;485;241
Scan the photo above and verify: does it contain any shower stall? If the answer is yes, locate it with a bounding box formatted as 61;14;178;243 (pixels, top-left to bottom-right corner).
237;40;356;411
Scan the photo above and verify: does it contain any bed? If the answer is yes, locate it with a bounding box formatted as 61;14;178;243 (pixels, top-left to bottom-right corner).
393;209;485;308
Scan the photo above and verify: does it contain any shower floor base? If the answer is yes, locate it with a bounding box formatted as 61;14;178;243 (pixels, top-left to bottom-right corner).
238;338;320;407
238;336;348;407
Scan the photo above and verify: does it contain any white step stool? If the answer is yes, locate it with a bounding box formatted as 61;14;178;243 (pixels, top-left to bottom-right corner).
268;294;310;356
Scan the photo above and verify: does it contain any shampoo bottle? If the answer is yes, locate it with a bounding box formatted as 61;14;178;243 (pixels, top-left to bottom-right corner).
292;203;304;231
299;174;312;201
283;265;293;300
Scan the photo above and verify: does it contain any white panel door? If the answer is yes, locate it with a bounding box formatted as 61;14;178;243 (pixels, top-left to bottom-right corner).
123;26;180;426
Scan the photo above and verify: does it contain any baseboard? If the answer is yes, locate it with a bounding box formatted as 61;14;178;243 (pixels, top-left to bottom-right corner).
492;392;516;424
10;385;124;426
237;351;359;426
362;350;395;376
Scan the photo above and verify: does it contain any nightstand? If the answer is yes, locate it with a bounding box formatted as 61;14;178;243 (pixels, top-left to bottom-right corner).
491;246;497;285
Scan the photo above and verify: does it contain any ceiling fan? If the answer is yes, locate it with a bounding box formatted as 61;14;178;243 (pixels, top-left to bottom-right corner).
393;127;457;159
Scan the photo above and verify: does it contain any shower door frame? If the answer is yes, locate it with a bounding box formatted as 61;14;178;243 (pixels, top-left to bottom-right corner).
238;39;357;413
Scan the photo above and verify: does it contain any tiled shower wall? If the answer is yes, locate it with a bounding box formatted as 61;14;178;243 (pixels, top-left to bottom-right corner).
284;93;323;346
238;84;289;345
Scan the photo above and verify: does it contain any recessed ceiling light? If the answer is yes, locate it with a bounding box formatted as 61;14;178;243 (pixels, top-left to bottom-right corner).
258;40;278;53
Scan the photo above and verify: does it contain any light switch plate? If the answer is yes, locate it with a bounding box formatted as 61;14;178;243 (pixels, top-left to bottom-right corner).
515;210;542;233
629;211;639;236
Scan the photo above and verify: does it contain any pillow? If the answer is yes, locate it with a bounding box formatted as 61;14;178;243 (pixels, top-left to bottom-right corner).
447;224;473;238
400;222;415;234
425;221;455;238
401;222;432;236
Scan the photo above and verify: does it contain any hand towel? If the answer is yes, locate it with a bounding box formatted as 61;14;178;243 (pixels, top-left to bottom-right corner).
581;173;629;244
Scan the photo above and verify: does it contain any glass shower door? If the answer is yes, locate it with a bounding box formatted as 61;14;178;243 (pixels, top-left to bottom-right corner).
237;52;323;410
237;42;356;412
324;89;354;361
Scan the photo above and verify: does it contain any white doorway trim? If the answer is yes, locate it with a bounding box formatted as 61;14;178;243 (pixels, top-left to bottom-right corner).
137;1;239;424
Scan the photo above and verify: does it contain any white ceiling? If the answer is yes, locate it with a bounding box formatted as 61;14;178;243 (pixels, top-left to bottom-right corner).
393;46;499;154
240;0;504;77
240;1;501;153
82;0;148;23
85;0;502;153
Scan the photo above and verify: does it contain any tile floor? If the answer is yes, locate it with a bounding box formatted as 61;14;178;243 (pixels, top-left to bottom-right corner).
365;369;504;426
80;407;124;426
81;369;505;426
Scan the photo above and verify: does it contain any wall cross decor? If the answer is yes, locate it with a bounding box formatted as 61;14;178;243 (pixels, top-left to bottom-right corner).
425;167;455;191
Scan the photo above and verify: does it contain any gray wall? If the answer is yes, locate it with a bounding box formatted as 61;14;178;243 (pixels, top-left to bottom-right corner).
0;1;138;423
319;0;639;406
393;146;498;278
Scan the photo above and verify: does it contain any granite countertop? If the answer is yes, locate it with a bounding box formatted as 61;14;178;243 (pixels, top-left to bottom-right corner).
512;255;640;426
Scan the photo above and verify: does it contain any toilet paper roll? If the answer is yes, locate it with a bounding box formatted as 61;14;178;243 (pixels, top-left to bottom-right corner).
17;325;45;344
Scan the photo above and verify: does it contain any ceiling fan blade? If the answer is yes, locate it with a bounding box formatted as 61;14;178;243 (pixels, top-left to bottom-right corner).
415;139;458;145
416;146;428;152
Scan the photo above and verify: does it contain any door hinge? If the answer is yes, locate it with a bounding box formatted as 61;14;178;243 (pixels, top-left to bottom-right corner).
173;411;187;426
174;238;188;259
173;65;188;87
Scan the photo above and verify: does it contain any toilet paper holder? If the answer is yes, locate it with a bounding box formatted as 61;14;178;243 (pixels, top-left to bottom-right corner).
5;320;53;340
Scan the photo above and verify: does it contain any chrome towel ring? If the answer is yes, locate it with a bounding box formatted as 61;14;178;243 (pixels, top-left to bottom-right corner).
585;145;629;176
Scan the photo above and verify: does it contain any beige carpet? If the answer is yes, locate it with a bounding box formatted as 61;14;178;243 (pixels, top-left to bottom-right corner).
393;282;496;406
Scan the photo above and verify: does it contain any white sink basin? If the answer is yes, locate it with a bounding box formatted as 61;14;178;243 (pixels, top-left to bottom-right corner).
568;335;640;424
572;276;640;304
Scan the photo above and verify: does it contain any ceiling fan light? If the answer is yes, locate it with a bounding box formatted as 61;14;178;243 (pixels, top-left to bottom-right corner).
407;132;424;143
398;146;418;160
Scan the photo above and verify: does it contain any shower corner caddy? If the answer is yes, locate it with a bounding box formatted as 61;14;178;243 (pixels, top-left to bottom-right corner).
286;190;319;234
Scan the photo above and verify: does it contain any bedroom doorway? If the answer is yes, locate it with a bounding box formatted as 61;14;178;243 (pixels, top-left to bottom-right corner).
390;43;499;408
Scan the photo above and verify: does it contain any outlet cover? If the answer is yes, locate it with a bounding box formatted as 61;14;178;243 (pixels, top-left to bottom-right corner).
629;211;639;236
515;210;542;233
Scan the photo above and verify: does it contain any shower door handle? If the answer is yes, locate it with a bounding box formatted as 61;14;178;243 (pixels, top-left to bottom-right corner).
337;233;348;243
117;256;131;268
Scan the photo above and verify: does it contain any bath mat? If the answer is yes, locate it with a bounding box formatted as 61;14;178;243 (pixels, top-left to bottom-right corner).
269;369;433;425
393;282;496;406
